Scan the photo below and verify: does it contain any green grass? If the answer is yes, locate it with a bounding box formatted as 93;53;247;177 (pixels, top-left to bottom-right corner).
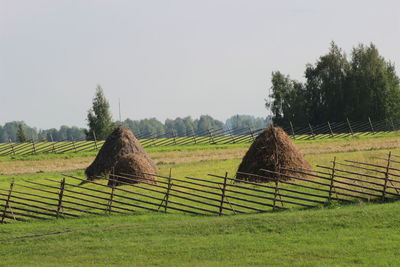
0;130;399;160
1;143;400;217
2;134;400;265
1;201;400;266
0;143;248;162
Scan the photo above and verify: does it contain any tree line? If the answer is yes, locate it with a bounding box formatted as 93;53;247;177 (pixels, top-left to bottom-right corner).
267;42;400;127
0;122;87;143
122;114;268;138
0;114;269;143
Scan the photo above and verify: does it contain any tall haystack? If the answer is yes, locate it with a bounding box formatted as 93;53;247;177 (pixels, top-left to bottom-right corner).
85;126;157;181
109;153;157;186
236;125;311;182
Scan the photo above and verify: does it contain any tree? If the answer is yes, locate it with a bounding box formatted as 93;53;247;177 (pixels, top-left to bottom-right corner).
17;124;27;142
347;43;400;122
165;117;187;137
304;41;350;124
0;126;8;142
225;115;269;134
182;117;196;136
267;42;400;125
138;118;165;137
85;85;115;140
196;115;224;136
266;72;307;126
123;119;141;135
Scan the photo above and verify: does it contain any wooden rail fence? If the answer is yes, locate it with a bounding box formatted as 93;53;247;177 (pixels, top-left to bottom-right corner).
1;151;400;224
0;119;399;156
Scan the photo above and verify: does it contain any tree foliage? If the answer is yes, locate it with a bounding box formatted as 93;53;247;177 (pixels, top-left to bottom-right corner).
122;116;226;138
0;114;268;143
16;124;27;143
0;122;86;142
267;42;400;126
85;85;115;140
196;115;224;136
225;115;269;135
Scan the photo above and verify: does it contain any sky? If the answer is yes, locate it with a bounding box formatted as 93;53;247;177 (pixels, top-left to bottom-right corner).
1;0;399;129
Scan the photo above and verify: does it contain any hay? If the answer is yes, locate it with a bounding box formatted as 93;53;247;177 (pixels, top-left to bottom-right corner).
109;153;157;186
235;125;311;182
85;125;157;181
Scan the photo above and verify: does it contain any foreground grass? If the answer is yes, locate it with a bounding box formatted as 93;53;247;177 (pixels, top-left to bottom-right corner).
1;201;400;266
1;134;400;265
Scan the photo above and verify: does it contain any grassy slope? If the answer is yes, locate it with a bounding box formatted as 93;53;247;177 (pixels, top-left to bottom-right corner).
1;134;400;266
1;201;400;266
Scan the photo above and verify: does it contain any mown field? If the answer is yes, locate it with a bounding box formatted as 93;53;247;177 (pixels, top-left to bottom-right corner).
1;134;400;266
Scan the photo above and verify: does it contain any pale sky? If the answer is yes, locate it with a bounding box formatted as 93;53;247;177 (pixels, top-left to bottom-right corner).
1;0;399;129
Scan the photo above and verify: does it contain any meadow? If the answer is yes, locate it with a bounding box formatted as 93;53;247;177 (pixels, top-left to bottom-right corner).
1;133;400;266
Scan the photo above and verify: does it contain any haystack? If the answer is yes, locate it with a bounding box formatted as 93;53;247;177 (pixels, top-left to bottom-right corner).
235;125;311;182
109;153;157;186
85;126;157;182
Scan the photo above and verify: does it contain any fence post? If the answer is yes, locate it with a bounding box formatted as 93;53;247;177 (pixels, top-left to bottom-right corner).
107;182;116;214
8;139;15;155
71;137;77;153
289;121;296;139
308;123;315;139
328;157;336;201
272;174;281;210
50;134;56;153
31;135;36;154
191;129;197;144
382;152;391;201
158;169;173;212
228;127;236;144
164;169;172;212
368;117;375;134
248;127;255;142
346;118;354;136
93;131;98;150
327;121;334;138
218;172;228;216
208;128;215;144
56;178;65;218
1;180;15;223
172;130;177;145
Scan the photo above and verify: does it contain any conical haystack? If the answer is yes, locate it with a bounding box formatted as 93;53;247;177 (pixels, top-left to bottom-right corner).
236;125;311;182
85;126;157;182
109;153;157;186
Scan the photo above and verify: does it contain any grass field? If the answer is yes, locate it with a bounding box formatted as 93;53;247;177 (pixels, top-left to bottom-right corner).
1;201;400;266
0;130;398;157
1;133;400;266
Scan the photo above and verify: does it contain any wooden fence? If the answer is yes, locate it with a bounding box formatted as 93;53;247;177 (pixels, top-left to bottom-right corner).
0;118;398;157
1;151;400;224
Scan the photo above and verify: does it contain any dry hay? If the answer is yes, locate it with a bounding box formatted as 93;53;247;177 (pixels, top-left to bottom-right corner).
235;125;311;182
109;153;157;186
85;126;157;181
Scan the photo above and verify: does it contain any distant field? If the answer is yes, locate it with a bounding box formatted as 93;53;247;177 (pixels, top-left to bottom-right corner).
0;129;399;157
1;134;400;265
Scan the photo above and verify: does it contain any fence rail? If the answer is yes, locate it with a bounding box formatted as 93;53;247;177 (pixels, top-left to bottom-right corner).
2;151;400;224
0;118;399;156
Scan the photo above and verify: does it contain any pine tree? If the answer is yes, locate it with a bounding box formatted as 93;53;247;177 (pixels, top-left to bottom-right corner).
17;124;27;143
86;85;114;140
